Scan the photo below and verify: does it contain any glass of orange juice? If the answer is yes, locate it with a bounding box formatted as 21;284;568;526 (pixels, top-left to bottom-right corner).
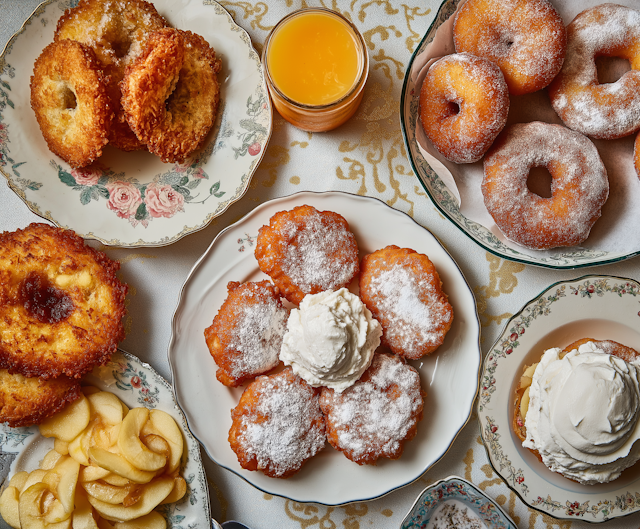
262;8;369;132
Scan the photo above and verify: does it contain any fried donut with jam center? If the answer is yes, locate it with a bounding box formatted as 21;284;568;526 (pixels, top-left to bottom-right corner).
482;122;609;250
30;40;111;168
0;224;127;379
121;28;222;163
548;4;640;140
55;0;167;151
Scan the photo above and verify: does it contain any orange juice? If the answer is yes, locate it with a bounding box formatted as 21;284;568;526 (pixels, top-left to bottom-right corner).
267;11;361;106
262;8;368;132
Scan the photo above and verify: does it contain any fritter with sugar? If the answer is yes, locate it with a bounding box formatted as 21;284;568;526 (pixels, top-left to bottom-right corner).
0;224;127;379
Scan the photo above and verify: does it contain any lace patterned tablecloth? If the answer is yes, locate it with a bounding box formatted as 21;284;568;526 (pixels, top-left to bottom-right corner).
1;0;639;527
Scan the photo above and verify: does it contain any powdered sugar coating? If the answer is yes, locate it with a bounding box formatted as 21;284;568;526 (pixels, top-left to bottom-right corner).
229;368;326;478
419;53;509;163
255;205;359;305
204;281;289;387
548;4;640;140
319;352;424;465
453;0;566;95
359;246;454;360
482;121;609;250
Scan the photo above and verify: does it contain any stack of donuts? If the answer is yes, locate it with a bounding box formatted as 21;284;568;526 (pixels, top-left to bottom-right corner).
30;0;221;168
419;0;640;250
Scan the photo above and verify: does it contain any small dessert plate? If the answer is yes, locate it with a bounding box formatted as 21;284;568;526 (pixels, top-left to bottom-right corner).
478;275;640;523
400;476;517;529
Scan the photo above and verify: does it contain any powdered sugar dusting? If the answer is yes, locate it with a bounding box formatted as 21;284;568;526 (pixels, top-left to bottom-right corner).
319;353;423;463
233;370;326;477
482;121;609;249
548;4;640;139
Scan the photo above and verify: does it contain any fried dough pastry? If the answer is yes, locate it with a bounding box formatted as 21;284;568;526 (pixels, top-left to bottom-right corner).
204;281;289;387
54;0;167;151
30;39;112;168
0;369;81;428
319;352;424;465
228;368;326;478
121;28;222;163
254;205;360;305
513;338;640;449
359;246;453;360
0;224;127;379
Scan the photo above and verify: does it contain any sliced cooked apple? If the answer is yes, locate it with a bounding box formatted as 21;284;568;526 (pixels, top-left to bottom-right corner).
82;482;129;506
0;485;21;529
8;471;29;492
141;411;183;473
88;449;155;484
54;439;70;456
72;490;99;529
22;470;48;491
100;475;131;488
18;483;71;529
69;426;95;467
41;450;63;470
87;478;174;522
40;395;91;442
79;466;111;483
51;457;80;515
159;477;186;505
118;409;166;472
113;512;166;529
88;393;124;426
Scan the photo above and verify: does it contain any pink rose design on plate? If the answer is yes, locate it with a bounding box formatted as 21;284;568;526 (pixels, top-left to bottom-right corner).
72;167;102;186
248;142;261;156
106;181;142;219
145;183;185;218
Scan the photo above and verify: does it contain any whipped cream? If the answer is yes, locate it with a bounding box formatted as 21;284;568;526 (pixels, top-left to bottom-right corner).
524;341;640;484
279;288;382;392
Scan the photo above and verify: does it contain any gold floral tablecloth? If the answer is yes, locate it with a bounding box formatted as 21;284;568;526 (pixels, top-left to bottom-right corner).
1;0;640;528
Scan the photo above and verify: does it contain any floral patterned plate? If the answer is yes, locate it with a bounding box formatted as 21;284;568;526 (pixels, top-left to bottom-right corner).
399;0;640;269
478;275;640;523
0;0;271;247
168;190;481;505
400;476;517;529
0;349;210;529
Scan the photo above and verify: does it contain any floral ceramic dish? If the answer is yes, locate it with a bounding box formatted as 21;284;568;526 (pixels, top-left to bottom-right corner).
400;476;516;529
0;349;210;529
400;0;640;269
0;0;271;247
168;190;481;505
478;275;640;523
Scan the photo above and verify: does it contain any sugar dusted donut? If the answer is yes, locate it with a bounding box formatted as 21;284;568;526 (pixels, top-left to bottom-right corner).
548;4;640;140
419;53;509;163
453;0;566;96
482;122;609;250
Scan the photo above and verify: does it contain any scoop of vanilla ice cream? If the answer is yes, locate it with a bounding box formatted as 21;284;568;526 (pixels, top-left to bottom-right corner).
279;288;382;392
523;341;640;484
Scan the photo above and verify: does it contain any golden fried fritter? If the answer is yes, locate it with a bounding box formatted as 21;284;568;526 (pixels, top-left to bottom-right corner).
204;281;289;387
121;28;221;163
228;368;326;478
254;205;360;305
320;352;424;465
0;370;81;428
54;0;168;151
0;224;128;379
30;40;112;168
359;246;453;360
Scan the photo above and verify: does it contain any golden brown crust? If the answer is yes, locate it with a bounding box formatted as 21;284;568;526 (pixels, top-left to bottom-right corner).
254;205;360;305
359;246;453;360
513;338;640;458
54;0;168;151
0;369;81;428
204;281;289;387
228;368;326;478
30;40;112;168
0;224;128;379
121;28;221;163
319;352;424;465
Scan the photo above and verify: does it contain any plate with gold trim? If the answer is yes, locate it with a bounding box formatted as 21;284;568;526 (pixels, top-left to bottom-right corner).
0;0;271;247
0;349;210;529
168;190;481;505
478;275;640;523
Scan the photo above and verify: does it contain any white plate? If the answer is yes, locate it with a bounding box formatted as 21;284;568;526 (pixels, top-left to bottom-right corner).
0;0;271;247
0;349;210;528
478;275;640;523
400;0;640;269
168;190;481;505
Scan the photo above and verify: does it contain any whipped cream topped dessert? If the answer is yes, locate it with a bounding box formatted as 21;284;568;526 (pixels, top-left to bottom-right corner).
523;341;640;484
279;288;382;392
